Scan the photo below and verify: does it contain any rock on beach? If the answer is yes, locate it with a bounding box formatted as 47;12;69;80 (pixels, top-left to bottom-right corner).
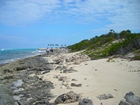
55;91;81;104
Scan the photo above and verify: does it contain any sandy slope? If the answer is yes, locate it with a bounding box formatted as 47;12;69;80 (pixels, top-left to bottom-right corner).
39;57;140;105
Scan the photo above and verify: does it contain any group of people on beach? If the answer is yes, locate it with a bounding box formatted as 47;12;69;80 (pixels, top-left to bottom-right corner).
46;47;53;55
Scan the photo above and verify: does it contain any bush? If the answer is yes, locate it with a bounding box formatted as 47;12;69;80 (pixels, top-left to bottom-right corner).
68;30;140;59
133;55;140;60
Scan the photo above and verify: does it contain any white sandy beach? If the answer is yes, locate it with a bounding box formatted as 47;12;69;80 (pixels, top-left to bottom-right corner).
37;52;140;105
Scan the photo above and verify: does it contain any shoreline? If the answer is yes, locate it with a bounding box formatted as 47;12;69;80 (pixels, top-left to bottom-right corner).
0;48;70;105
0;48;46;65
0;49;140;105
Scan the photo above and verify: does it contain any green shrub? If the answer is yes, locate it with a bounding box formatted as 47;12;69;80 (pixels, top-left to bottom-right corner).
68;30;140;59
134;55;140;60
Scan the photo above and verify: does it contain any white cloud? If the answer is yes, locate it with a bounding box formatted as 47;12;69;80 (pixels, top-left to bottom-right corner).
91;0;140;34
0;0;140;32
0;0;60;25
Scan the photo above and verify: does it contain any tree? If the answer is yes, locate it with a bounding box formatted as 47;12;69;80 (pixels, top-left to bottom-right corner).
119;30;131;39
110;29;115;33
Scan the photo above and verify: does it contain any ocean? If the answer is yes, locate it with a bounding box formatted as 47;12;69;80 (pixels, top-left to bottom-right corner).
0;48;45;64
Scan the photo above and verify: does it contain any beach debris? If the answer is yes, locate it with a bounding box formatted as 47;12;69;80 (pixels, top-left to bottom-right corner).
55;91;81;104
97;94;113;100
71;83;82;87
79;98;93;105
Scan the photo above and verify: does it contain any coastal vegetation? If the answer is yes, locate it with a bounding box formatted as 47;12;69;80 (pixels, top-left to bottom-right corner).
68;30;140;60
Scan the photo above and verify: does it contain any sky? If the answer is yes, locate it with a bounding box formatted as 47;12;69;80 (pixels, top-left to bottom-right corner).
0;0;140;49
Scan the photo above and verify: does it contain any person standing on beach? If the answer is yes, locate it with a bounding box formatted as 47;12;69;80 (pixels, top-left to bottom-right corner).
50;47;53;53
46;48;50;55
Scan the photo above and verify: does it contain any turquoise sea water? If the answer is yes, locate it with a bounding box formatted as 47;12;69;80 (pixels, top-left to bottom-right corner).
0;48;45;64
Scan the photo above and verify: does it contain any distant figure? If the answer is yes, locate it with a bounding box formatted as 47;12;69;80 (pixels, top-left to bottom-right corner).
46;47;50;55
50;47;53;53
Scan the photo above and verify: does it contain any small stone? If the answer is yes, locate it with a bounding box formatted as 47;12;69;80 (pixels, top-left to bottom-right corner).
97;94;113;100
71;78;78;81
58;76;67;81
79;98;93;105
114;89;118;91
63;69;77;73
71;83;82;87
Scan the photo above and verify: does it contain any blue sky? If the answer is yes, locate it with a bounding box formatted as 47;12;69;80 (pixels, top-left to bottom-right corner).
0;0;140;49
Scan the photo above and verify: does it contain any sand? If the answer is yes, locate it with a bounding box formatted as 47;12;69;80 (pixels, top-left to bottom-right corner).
38;53;140;105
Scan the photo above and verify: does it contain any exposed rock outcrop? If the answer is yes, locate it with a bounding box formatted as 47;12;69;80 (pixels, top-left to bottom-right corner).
0;84;15;105
119;100;131;105
119;91;140;105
